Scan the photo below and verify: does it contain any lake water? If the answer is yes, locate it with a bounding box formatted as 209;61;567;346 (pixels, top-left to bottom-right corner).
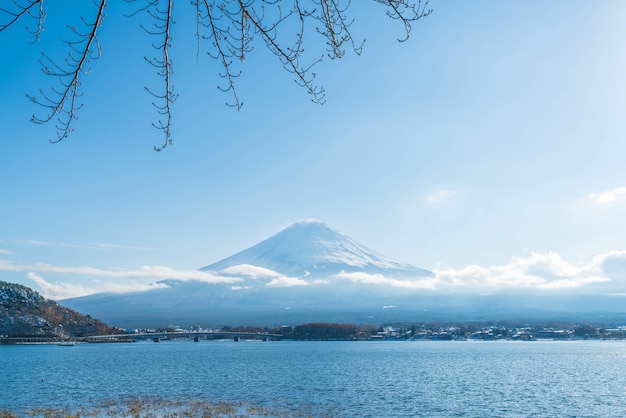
1;340;626;417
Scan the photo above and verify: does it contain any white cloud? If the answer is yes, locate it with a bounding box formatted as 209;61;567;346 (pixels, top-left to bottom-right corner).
433;251;614;292
0;260;241;284
14;239;156;251
308;252;624;295
0;249;13;255
218;264;310;287
334;271;439;289
7;250;626;298
0;260;21;272
218;264;284;279
587;186;626;205
26;272;170;299
19;240;78;248
426;189;454;203
266;276;310;287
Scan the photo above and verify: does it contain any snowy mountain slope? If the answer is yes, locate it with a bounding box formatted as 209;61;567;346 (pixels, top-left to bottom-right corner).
201;220;433;279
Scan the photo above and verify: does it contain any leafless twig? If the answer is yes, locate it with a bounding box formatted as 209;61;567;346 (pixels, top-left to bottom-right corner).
24;0;107;143
0;0;45;42
136;0;177;151
2;0;432;149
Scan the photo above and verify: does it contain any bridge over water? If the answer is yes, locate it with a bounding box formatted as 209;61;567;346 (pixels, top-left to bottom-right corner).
85;331;284;343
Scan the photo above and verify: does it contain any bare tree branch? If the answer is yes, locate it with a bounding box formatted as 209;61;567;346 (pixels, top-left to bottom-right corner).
22;0;106;143
2;0;432;149
136;0;177;151
237;0;326;103
197;0;244;110
376;0;432;42
0;0;45;42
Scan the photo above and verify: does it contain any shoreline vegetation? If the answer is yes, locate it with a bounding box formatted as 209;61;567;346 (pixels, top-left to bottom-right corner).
0;397;337;418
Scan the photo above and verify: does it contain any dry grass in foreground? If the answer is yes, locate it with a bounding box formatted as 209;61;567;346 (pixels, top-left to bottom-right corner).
0;397;338;418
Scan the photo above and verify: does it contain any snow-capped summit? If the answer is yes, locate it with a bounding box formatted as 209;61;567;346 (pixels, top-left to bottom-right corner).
201;220;432;279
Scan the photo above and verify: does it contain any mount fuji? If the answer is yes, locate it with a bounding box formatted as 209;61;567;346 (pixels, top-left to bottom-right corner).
200;220;433;283
62;221;438;327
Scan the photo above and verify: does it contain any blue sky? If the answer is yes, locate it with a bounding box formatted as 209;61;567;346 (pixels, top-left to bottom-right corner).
2;1;626;299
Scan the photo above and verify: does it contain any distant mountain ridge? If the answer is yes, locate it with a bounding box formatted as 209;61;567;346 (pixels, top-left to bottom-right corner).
0;281;115;338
